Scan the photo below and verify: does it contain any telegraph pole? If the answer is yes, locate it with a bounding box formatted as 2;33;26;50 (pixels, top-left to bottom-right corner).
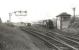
73;8;76;22
9;13;12;23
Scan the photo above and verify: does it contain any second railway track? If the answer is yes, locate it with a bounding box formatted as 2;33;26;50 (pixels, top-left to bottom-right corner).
20;26;79;50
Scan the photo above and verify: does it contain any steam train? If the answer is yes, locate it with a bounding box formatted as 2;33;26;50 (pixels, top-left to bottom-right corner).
37;19;54;29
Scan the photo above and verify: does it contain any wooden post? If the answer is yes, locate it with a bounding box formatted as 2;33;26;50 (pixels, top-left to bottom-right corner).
73;8;76;23
56;18;57;28
9;13;12;23
60;16;62;30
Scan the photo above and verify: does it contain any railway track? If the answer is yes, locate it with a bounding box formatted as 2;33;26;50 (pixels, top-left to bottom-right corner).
33;26;79;47
52;29;79;41
20;27;79;50
33;25;79;43
29;27;79;50
20;27;60;50
47;29;79;45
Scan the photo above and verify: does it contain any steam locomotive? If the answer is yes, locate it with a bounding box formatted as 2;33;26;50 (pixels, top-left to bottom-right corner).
37;19;54;29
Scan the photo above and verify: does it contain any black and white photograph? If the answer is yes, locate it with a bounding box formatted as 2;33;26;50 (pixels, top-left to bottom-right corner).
0;0;79;50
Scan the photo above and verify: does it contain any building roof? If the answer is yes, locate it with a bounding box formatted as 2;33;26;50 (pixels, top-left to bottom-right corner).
56;12;71;17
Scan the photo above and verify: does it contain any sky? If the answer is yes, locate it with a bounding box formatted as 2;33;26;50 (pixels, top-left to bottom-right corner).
0;0;79;23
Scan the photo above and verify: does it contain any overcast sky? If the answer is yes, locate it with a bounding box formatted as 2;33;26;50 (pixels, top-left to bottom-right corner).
0;0;79;23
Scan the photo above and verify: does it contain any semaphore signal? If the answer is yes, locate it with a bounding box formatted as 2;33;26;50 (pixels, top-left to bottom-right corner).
14;11;27;16
8;10;27;23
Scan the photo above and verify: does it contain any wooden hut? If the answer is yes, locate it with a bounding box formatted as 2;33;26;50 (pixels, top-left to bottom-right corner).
56;12;71;30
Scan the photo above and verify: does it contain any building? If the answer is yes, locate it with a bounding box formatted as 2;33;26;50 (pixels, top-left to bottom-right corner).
56;12;71;30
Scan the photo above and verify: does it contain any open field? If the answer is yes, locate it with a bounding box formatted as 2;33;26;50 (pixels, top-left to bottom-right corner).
0;24;39;50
